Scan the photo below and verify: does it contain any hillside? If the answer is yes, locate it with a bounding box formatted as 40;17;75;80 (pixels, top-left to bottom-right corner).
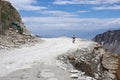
0;0;36;50
93;30;120;55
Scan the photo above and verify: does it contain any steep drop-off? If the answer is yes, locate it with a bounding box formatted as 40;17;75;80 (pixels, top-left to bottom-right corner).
58;42;120;80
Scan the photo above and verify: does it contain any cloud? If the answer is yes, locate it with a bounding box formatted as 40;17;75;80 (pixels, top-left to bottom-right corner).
23;17;120;31
77;10;90;13
93;5;120;10
53;0;120;5
39;10;76;17
8;0;47;11
53;0;120;10
53;0;97;5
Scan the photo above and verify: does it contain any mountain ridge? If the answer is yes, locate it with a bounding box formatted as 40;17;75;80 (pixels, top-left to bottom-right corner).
93;29;120;55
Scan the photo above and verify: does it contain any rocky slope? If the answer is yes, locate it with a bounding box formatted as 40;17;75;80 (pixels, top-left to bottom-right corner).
58;42;120;80
92;30;120;55
0;0;36;50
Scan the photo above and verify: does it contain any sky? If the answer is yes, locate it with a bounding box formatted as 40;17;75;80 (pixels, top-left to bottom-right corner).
8;0;120;39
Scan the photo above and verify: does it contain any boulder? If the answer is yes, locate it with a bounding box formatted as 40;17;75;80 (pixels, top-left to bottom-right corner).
102;52;120;80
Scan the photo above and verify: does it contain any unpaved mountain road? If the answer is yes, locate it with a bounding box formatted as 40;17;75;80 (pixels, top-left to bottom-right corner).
0;64;76;80
0;37;92;80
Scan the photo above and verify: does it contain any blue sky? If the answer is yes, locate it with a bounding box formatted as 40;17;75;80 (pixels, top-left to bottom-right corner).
8;0;120;39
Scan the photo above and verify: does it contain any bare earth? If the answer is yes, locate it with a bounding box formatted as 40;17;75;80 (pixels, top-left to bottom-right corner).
0;37;93;80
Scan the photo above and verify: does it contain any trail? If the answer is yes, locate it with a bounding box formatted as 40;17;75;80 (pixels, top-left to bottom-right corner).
0;37;93;80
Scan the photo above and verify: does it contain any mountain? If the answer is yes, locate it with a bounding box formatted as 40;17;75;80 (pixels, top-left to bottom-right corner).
92;29;120;55
0;0;36;50
0;1;120;80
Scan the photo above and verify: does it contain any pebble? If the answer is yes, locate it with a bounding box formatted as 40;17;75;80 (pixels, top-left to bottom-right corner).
71;74;79;78
70;70;79;73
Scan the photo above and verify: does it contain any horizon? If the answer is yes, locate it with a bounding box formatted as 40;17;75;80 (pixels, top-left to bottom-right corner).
8;0;120;40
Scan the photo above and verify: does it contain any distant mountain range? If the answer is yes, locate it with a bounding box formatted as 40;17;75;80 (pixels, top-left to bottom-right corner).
93;29;120;55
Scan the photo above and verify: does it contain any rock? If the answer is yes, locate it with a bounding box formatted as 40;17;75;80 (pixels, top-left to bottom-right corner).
102;52;119;71
71;74;79;78
70;69;79;73
67;55;75;60
58;42;120;80
72;47;104;79
0;0;37;50
78;76;95;80
102;52;120;80
103;71;117;80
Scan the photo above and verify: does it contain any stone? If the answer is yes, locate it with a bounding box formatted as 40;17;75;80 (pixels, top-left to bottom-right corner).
78;76;94;80
104;71;116;80
102;52;120;80
71;74;79;78
67;55;75;60
70;69;79;73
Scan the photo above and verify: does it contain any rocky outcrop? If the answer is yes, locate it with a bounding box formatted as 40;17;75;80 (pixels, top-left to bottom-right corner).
92;30;120;55
0;0;37;50
0;0;29;35
102;52;120;80
58;43;120;80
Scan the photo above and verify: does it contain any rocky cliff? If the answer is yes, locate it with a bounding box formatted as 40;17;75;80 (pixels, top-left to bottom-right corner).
0;0;36;50
58;42;120;80
92;30;120;55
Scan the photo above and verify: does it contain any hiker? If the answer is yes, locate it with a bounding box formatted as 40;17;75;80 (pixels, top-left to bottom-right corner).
72;35;76;43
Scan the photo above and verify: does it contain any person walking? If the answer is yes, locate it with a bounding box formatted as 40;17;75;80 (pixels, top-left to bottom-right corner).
72;35;76;43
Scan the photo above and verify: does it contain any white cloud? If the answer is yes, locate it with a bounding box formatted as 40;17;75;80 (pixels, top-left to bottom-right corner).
53;0;97;5
53;0;120;10
53;0;120;5
77;10;90;13
39;10;76;17
8;0;47;11
93;5;120;10
23;17;120;31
